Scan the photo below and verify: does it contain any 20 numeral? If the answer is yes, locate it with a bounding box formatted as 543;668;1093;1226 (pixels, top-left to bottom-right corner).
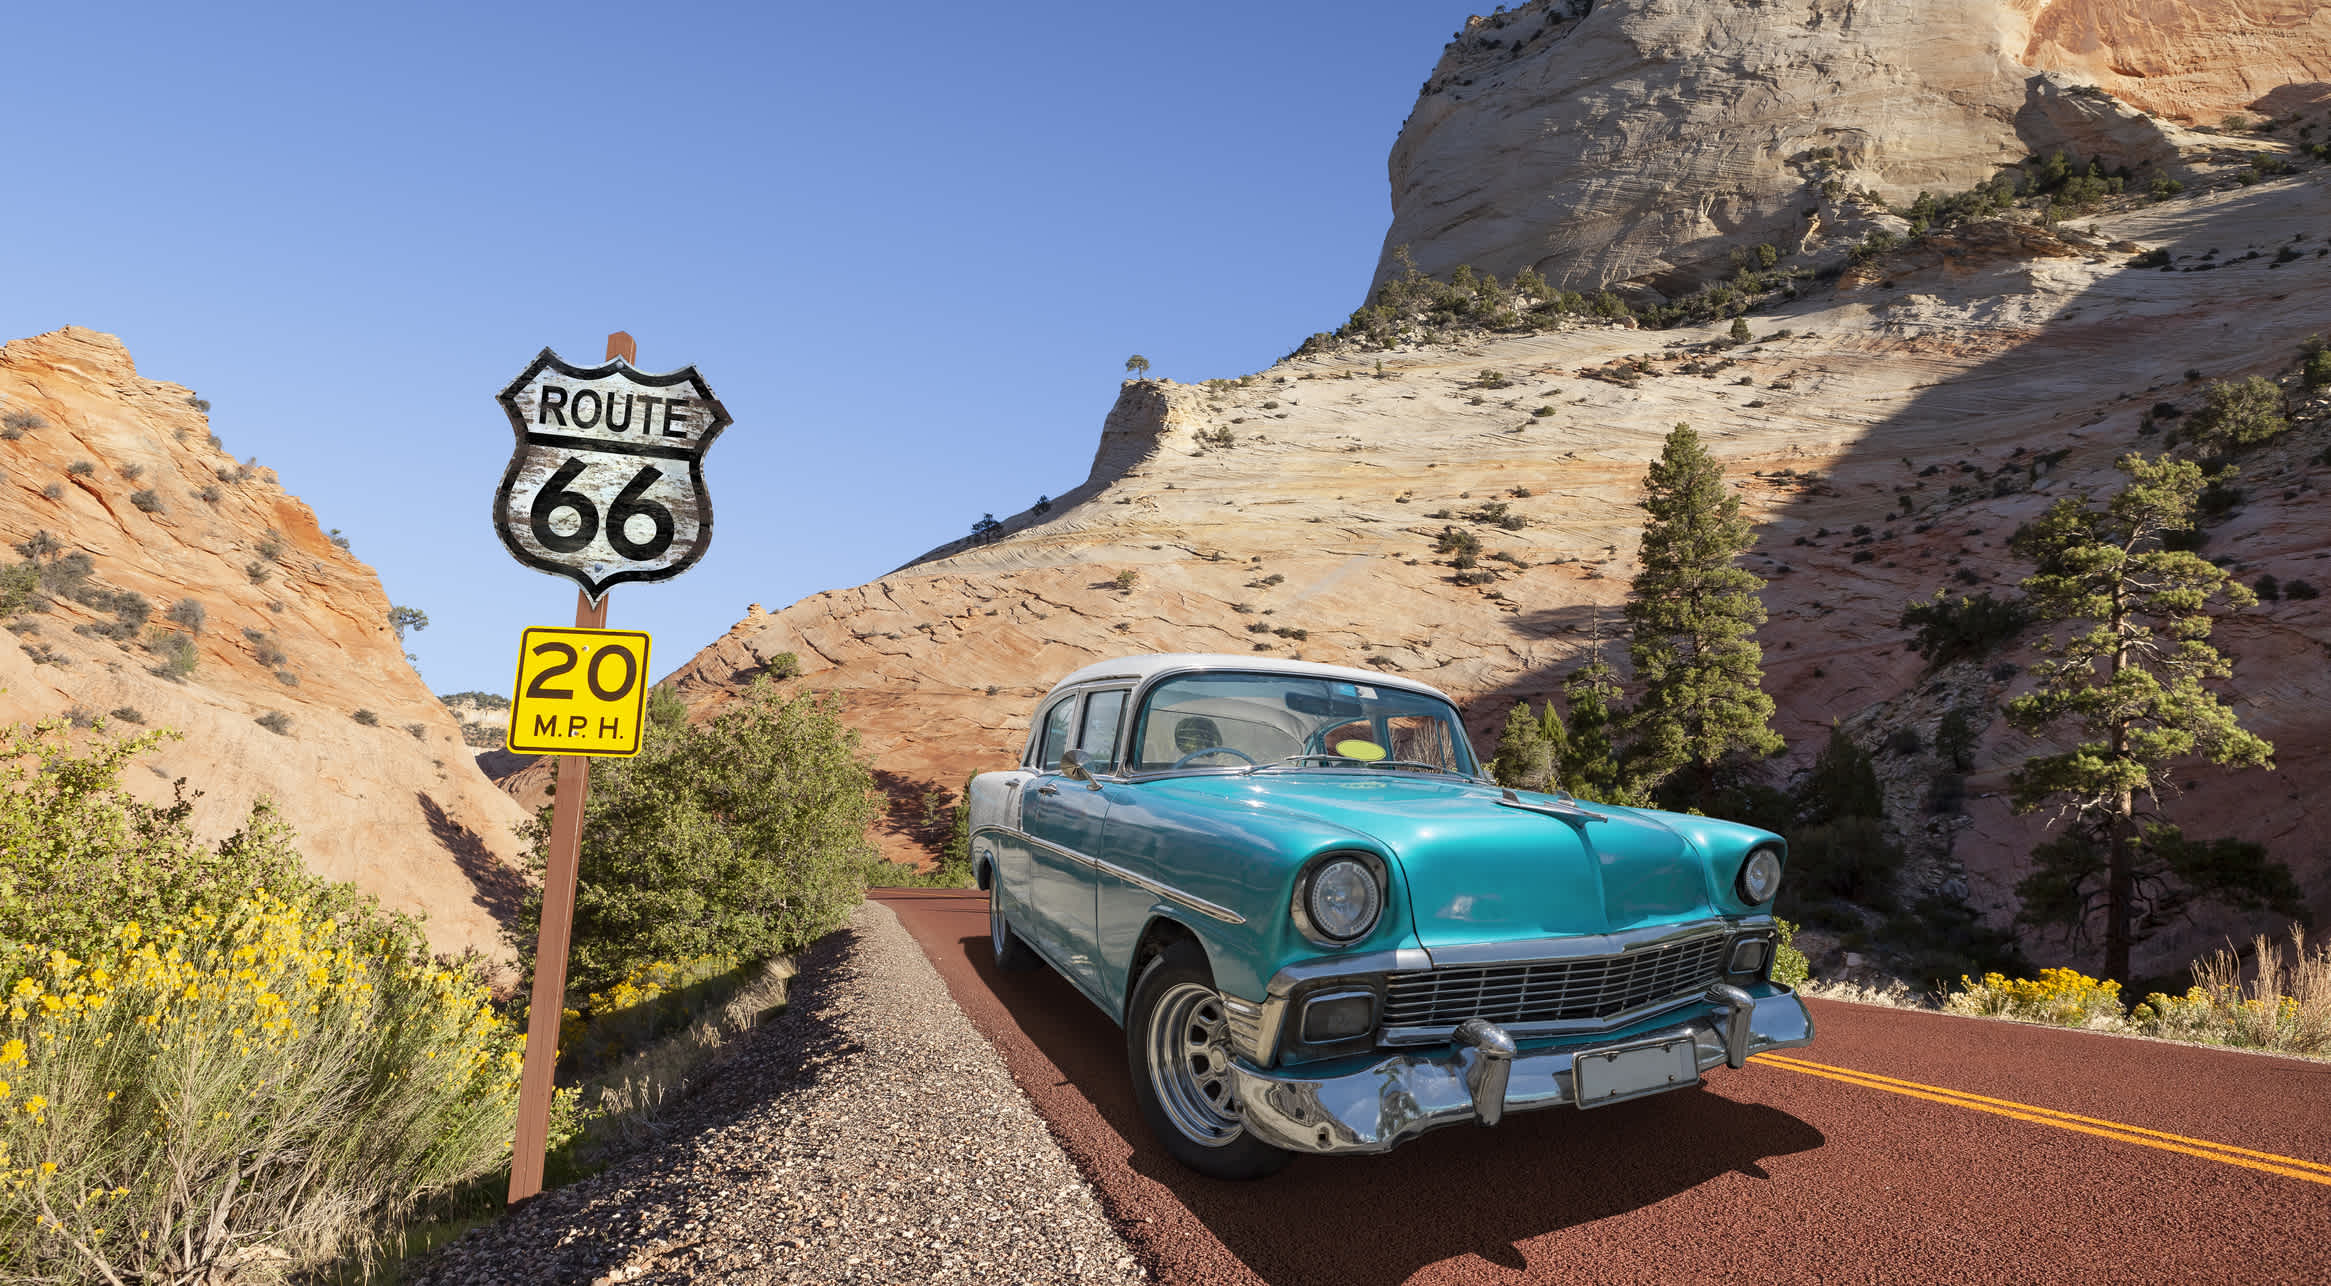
529;458;676;561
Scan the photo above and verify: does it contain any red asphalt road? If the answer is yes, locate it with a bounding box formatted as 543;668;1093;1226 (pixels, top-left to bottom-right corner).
874;889;2331;1286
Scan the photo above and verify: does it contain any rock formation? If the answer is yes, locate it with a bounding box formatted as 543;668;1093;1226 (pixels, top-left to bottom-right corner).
0;327;530;962
1366;0;2326;298
530;2;2331;981
635;149;2331;982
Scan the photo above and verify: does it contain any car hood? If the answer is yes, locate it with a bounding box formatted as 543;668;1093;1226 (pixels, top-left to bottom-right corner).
1147;772;1732;948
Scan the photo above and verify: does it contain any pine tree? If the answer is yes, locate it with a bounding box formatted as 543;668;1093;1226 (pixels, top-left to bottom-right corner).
1488;700;1570;792
1623;423;1782;800
1559;654;1636;805
1489;701;1550;791
2006;452;2295;982
1795;723;1883;827
1125;354;1152;380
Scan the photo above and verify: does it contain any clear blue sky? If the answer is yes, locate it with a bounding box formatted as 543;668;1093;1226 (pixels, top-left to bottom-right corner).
3;1;1469;695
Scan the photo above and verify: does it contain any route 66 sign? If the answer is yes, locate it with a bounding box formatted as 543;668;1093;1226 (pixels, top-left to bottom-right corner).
493;348;732;601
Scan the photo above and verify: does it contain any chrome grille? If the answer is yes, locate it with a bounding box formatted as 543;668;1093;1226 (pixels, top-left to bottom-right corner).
1383;934;1730;1031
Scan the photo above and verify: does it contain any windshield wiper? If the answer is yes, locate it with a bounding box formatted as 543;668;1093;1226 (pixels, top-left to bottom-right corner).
1248;753;1362;773
1365;759;1458;774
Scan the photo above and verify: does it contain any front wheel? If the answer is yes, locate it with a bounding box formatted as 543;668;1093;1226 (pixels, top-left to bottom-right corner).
990;886;1039;971
1125;939;1289;1180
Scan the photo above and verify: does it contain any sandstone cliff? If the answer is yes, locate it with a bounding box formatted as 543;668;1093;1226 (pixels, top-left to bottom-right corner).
0;327;529;961
644;160;2331;981
1368;0;2324;297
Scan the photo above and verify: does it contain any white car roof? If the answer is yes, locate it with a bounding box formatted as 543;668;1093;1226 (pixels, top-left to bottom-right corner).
1041;653;1457;705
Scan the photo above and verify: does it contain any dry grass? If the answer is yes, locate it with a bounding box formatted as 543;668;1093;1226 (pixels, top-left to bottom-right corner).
567;955;796;1159
1800;977;1924;1009
2134;926;2331;1057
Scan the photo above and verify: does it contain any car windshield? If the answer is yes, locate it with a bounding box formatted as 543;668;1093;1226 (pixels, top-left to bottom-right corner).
1127;671;1480;777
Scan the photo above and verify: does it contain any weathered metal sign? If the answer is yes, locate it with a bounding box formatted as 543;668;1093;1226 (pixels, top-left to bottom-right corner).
493;349;731;601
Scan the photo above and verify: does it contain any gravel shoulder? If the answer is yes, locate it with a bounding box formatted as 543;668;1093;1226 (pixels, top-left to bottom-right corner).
415;899;1146;1286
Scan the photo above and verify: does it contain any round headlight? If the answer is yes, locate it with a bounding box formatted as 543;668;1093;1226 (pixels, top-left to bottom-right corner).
1737;846;1783;905
1299;856;1383;944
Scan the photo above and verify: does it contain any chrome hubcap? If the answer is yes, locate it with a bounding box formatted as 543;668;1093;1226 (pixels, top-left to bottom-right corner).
1146;981;1243;1146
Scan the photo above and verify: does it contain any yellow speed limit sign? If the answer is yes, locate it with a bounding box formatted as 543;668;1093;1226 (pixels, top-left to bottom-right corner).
506;626;653;756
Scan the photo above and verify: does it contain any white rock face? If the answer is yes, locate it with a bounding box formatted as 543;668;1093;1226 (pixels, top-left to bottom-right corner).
1371;0;2212;299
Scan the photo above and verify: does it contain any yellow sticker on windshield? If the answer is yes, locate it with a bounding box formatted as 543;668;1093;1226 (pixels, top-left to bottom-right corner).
1335;739;1387;761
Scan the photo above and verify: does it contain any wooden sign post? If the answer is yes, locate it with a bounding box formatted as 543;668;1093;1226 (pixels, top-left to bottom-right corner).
493;330;730;1203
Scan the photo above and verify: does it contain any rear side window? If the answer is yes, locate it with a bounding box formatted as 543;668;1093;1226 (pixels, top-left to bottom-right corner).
1077;689;1129;772
1034;697;1076;770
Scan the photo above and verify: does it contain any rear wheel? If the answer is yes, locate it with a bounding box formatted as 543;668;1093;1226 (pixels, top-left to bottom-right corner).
1126;939;1290;1180
989;884;1039;971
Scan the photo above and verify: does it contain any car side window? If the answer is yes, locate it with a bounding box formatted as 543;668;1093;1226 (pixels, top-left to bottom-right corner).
1077;689;1128;772
1034;696;1077;771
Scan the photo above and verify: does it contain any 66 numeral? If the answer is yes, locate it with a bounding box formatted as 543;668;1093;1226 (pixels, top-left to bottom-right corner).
530;458;676;561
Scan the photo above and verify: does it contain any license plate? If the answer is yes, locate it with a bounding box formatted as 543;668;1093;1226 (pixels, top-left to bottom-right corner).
1573;1035;1699;1108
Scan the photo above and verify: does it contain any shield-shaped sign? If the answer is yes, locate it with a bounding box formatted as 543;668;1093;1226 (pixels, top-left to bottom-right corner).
493;349;732;601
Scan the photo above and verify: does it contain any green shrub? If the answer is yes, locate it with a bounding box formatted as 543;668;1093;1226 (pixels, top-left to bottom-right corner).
256;710;292;735
165;597;204;633
1900;589;2030;663
2186;376;2288;452
1935;706;1979;770
512;681;878;997
1771;919;1809;987
1786;816;1902;907
2303;346;2331;390
0;729;519;1282
353;708;380;726
107;707;143;724
1795;726;1882;826
65;461;93;476
149;632;198;682
0;563;39;618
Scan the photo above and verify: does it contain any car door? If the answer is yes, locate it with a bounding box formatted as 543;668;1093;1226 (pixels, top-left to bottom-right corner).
1020;686;1128;999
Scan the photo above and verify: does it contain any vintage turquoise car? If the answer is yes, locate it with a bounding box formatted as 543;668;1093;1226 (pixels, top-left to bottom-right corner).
968;654;1813;1179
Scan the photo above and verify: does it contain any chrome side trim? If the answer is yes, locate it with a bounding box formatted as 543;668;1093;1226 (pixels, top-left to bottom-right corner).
1264;947;1434;997
1007;828;1246;926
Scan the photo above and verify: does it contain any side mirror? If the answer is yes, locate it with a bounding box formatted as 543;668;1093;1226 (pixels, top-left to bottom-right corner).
1059;749;1095;782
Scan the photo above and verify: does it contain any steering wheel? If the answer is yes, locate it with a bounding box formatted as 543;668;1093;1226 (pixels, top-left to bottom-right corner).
1171;746;1256;769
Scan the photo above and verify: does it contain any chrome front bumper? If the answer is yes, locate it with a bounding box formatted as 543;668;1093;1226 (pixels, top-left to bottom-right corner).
1230;982;1815;1155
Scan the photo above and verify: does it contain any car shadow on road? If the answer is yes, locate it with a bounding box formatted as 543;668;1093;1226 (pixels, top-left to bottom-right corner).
945;926;1827;1286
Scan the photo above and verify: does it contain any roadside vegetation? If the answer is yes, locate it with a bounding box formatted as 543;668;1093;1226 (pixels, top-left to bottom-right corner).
1882;928;2331;1060
0;716;519;1284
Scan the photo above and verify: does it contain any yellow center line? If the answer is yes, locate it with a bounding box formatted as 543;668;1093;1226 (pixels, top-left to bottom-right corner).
1749;1053;2331;1188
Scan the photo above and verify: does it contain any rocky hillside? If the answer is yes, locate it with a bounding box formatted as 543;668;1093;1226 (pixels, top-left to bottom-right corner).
649;161;2331;981
625;3;2331;981
0;328;529;961
1370;0;2325;296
